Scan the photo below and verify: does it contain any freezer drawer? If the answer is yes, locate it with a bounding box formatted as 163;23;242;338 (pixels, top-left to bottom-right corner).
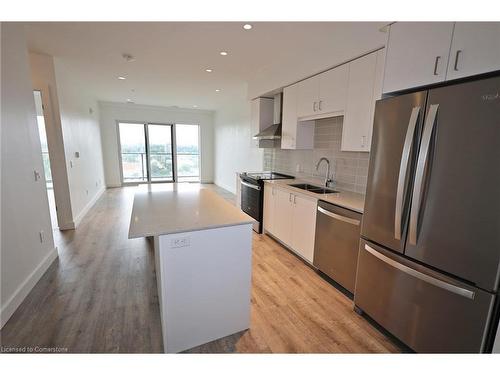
313;201;362;293
354;239;495;353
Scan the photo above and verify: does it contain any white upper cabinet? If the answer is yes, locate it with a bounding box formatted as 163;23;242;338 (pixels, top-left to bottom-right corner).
342;50;384;152
296;76;320;118
282;85;298;149
383;22;454;94
446;22;500;81
318;64;349;115
296;65;349;119
282;84;315;150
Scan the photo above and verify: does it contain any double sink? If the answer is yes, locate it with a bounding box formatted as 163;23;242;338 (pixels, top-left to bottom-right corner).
288;183;338;195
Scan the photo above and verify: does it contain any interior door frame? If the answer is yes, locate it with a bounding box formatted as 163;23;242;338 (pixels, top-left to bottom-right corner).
117;120;175;186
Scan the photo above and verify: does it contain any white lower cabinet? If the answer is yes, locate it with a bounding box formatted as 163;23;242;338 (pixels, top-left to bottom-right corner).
273;188;294;246
263;184;317;263
290;193;317;263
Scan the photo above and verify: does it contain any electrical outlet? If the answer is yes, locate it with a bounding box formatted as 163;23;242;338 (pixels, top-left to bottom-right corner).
171;237;190;248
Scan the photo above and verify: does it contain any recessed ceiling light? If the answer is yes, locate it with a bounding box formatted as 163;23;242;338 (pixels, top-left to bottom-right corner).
243;24;253;30
215;89;221;92
193;105;198;108
205;68;213;73
118;76;126;80
220;51;228;56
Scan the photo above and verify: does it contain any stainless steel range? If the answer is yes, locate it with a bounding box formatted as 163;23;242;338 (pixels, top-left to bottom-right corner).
239;172;294;233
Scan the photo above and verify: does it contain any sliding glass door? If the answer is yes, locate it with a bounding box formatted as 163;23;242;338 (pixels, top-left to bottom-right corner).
118;122;200;184
148;124;174;182
118;122;174;184
118;123;148;183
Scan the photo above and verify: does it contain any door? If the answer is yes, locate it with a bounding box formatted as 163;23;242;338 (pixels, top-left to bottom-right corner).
296;76;319;118
118;122;149;183
240;179;262;222
361;90;427;253
147;124;174;182
355;239;495;353
404;76;500;291
383;22;454;93
313;201;362;293
263;185;276;234
118;122;175;184
273;188;293;246
318;64;348;115
342;52;378;151
290;193;317;263
446;22;500;81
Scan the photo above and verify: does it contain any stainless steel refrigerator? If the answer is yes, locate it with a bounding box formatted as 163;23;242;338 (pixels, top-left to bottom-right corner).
355;75;500;353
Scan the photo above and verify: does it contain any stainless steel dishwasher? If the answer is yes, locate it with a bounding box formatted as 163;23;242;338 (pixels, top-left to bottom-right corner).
313;200;362;294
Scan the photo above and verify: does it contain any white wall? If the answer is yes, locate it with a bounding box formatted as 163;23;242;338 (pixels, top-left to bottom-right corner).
53;59;106;226
99;101;214;187
29;52;74;229
213;97;264;193
1;23;58;328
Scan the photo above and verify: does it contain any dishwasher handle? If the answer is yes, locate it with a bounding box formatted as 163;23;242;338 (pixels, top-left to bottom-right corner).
317;206;360;226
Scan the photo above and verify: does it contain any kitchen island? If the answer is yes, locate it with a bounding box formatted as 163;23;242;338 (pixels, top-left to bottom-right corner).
129;183;254;353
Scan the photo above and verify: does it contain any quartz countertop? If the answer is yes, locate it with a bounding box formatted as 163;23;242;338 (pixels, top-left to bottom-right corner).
128;183;255;238
264;179;365;214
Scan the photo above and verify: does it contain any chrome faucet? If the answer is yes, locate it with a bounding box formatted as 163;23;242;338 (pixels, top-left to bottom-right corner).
316;157;332;187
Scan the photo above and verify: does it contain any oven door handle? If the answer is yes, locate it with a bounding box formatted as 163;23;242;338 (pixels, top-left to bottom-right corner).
240;180;261;191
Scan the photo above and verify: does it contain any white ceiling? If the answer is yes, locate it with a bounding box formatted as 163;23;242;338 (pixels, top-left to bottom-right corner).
25;22;387;110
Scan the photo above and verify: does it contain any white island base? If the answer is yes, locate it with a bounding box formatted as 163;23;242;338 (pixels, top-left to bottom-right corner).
154;223;253;353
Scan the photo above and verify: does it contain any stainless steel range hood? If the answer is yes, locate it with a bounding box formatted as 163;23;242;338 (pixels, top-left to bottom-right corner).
253;93;282;148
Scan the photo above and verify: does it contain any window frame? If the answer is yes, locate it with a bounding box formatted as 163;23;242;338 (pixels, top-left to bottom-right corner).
116;121;201;185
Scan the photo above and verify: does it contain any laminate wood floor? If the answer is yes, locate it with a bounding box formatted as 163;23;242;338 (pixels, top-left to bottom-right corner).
0;185;400;353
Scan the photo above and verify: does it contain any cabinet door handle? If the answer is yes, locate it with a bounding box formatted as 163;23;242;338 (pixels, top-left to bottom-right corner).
289;193;293;202
293;195;297;204
318;100;323;111
433;56;441;76
453;50;462;71
313;101;317;112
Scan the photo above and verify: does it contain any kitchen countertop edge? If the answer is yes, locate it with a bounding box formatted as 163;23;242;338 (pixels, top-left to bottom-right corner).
263;179;365;214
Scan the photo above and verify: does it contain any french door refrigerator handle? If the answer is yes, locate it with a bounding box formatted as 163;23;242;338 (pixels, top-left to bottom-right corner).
364;244;475;300
394;106;421;240
409;104;439;246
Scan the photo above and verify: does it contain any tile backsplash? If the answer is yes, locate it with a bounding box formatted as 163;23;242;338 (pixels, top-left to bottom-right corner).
263;116;370;194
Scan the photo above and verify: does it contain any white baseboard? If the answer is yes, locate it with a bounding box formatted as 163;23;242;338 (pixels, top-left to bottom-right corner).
58;221;75;230
73;187;105;228
214;180;235;194
0;247;59;329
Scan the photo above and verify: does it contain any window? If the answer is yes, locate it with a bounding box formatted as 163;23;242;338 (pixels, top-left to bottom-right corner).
118;122;200;184
118;123;148;183
176;124;200;182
